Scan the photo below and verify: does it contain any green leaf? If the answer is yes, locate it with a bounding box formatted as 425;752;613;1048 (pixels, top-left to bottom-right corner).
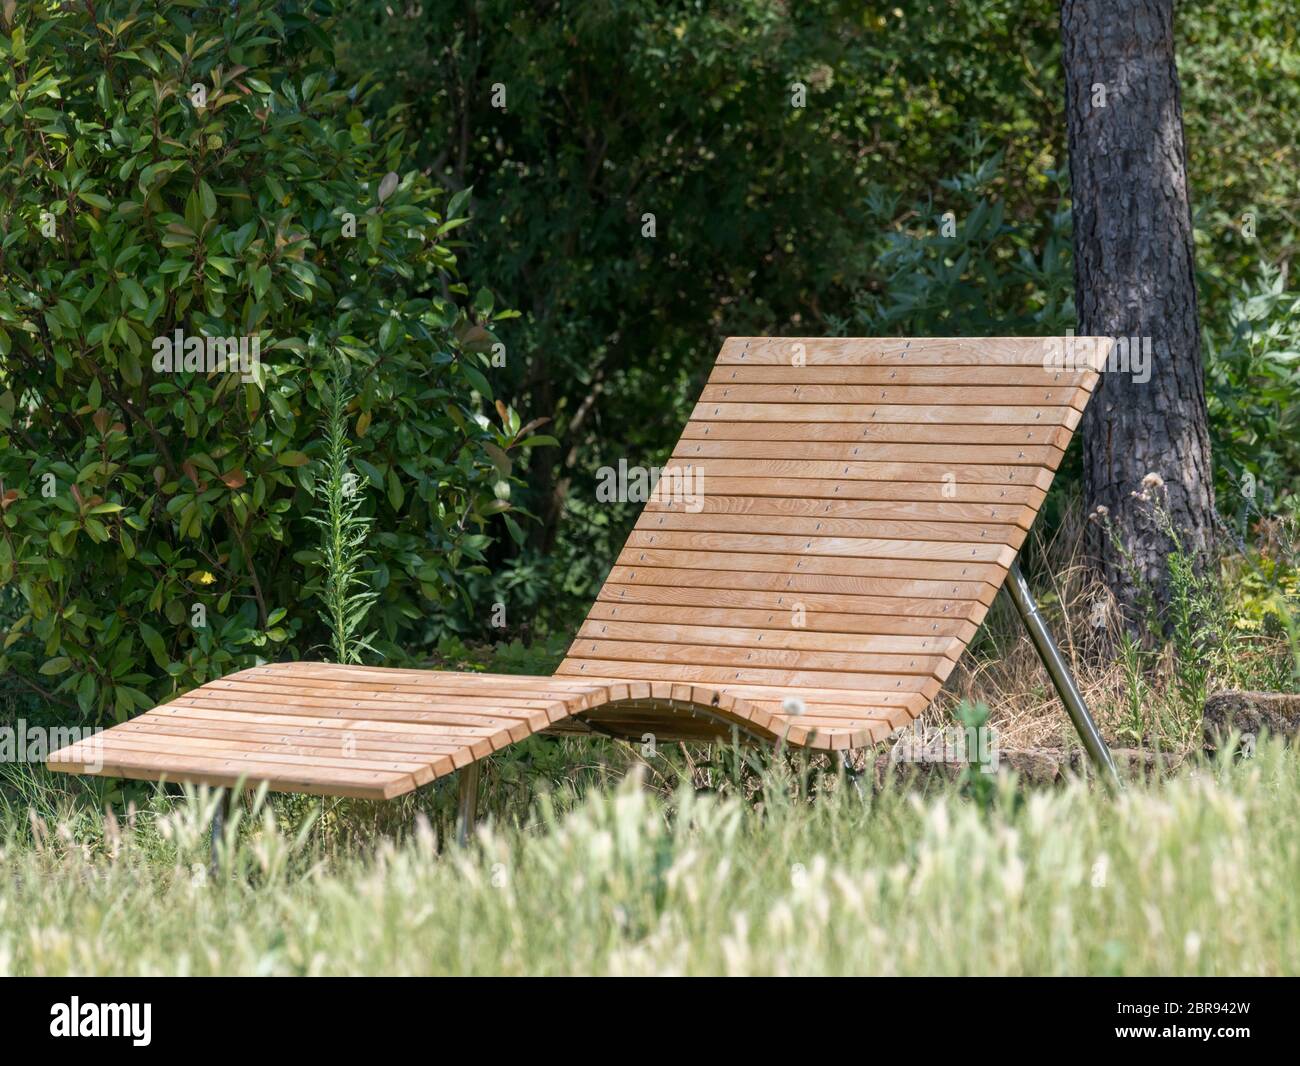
252;264;271;300
386;468;404;511
462;364;493;400
76;673;96;712
119;278;149;311
447;186;473;219
503;513;525;546
199;179;217;219
78;190;113;210
138;623;169;669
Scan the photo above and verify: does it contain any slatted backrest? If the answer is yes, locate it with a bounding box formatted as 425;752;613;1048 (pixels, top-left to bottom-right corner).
557;337;1110;718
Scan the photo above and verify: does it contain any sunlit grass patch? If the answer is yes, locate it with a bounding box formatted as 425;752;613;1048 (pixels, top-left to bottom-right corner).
2;739;1296;976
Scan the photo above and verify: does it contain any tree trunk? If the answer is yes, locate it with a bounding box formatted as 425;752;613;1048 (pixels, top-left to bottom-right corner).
1061;0;1215;627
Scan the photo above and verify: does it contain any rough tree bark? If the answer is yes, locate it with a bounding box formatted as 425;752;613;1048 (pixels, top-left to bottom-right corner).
1061;0;1215;626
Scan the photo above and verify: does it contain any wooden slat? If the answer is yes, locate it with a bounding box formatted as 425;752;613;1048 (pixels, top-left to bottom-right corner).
699;383;1087;409
643;476;1045;506
643;494;1033;527
86;729;441;775
681;421;1073;445
637;509;1027;547
611;555;1005;591
672;439;1064;467
597;581;988;619
605;561;993;603
48;743;412;800
196;679;564;718
670;681;927;709
584;601;979;640
577;619;961;658
244;666;605;705
155;704;493;741
565;638;951;678
708;363;1098;387
556;657;941;694
119;718;463;760
172;696;524;741
185;686;562;716
255;663;598;693
624;530;1016;565
691;402;1082;427
144;709;468;752
716;336;1114;368
660;458;1054;486
48;743;416;800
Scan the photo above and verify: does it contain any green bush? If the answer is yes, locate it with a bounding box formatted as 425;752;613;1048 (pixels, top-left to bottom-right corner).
847;152;1074;338
1202;264;1300;509
0;1;542;725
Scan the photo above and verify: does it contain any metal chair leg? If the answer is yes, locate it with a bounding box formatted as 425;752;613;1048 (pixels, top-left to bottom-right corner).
839;750;866;798
456;762;480;846
209;788;236;876
1005;560;1123;792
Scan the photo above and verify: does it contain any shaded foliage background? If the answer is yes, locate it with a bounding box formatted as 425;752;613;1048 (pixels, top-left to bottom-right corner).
338;0;1300;641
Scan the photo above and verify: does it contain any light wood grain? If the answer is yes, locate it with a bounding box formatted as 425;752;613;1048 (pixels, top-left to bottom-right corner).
48;337;1093;795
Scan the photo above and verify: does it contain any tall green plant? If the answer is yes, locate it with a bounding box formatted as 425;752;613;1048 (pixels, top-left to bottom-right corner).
308;370;376;665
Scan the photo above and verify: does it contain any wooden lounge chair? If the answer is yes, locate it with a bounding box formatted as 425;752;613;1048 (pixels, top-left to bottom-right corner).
48;337;1121;832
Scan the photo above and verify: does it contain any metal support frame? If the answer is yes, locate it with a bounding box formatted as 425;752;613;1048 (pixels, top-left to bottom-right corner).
456;761;480;846
837;750;866;797
665;699;773;747
1005;560;1122;792
574;698;774;748
208;788;236;876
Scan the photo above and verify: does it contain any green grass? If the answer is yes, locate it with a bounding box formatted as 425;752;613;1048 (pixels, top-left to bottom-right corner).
1;738;1297;976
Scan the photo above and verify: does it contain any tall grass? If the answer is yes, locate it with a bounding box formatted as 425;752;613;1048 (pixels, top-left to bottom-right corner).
2;740;1296;976
936;489;1300;752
